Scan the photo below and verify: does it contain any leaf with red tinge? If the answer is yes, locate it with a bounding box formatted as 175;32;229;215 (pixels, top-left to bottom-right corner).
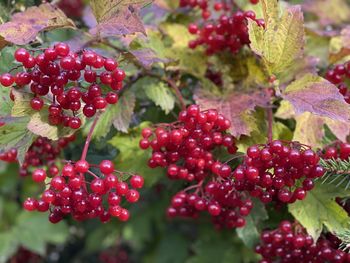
276;100;350;148
0;3;75;45
282;74;350;122
194;89;270;137
89;0;152;37
129;48;169;69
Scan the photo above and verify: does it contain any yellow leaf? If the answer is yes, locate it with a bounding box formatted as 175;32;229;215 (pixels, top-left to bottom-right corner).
248;1;304;75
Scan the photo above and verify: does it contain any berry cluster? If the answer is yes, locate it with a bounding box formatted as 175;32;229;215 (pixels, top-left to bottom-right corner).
140;105;252;228
140;104;237;182
0;44;123;129
325;63;350;104
182;1;264;55
167;180;252;229
321;141;350;160
21;135;74;176
0;148;17;163
233;141;325;204
0;135;74;177
23;160;144;223
255;221;350;263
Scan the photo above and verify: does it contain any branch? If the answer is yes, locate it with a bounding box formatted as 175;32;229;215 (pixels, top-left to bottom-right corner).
266;107;273;143
80;112;102;161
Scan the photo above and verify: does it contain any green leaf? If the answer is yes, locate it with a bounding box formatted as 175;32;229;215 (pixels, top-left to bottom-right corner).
161;23;207;77
11;89;76;140
248;1;304;75
289;183;350;241
0;85;13;116
0;116;36;164
83;90;135;139
113;89;136;133
12;212;69;255
108;122;164;186
85;224;119;253
135;77;175;114
0;46;17;73
155;232;190;263
0;232;18;263
187;227;242;263
236;199;268;248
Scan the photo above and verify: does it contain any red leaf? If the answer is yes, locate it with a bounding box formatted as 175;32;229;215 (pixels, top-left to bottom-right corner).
194;89;270;137
89;4;147;37
0;4;75;45
282;74;350;122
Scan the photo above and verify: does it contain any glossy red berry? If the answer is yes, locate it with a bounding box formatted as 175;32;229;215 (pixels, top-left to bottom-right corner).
30;97;44;111
99;160;114;174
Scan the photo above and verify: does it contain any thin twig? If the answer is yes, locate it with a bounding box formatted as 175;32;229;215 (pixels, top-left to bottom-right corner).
81;112;102;161
267;107;273;143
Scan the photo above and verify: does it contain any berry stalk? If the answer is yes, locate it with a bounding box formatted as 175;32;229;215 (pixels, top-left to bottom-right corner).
81;111;102;161
267;107;273;143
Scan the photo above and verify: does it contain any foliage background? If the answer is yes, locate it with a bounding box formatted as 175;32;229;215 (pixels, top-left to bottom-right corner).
1;0;350;262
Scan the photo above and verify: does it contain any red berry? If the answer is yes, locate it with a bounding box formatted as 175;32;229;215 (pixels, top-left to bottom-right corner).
15;48;30;63
55;42;70;57
0;73;14;87
112;69;126;82
23;198;37;211
130;175;144;188
99;160;114;174
104;58;118;71
32;168;47;182
75;160;90;173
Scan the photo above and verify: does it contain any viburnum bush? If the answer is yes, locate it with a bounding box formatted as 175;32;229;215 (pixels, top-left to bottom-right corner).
1;0;350;262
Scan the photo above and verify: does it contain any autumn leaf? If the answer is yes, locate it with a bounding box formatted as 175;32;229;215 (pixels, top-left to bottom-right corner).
248;1;304;75
281;73;350;122
194;89;270;137
128;48;169;69
276;100;350;148
0;3;75;46
289;183;350;241
89;0;152;37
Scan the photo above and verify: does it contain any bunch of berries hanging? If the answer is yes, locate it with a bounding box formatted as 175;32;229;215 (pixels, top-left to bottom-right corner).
140;105;253;229
325;63;350;104
0;43;124;129
233;140;325;204
180;1;264;55
24;159;144;223
255;221;350;263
